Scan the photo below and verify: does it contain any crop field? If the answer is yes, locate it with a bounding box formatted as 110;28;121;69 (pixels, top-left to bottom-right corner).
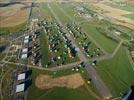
96;46;134;97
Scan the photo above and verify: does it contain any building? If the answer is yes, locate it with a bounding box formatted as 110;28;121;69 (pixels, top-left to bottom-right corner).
21;53;27;59
15;83;25;93
24;35;29;40
17;73;26;81
24;39;29;44
22;48;28;54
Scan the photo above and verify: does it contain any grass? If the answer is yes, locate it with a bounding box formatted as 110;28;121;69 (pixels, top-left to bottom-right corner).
40;3;53;21
49;3;70;23
27;68;100;100
36;87;96;100
82;24;117;53
0;22;27;36
106;2;134;12
39;30;50;67
96;46;134;97
57;3;85;22
122;13;134;20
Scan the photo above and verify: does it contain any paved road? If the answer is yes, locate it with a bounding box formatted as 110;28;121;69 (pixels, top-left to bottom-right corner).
48;3;112;99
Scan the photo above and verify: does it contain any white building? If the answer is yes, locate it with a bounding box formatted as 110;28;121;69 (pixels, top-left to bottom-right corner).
15;83;25;93
17;73;26;81
24;39;29;44
22;48;28;54
21;53;27;59
24;36;29;40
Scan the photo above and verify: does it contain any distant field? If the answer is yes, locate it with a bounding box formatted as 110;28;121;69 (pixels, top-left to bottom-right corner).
57;3;85;22
106;2;134;12
40;3;53;21
122;13;134;20
96;46;134;97
0;4;29;27
0;22;27;35
49;3;71;23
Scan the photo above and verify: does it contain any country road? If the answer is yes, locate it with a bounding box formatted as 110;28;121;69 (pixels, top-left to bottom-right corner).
48;3;112;99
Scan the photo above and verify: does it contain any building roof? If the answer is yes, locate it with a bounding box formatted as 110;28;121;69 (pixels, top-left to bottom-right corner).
21;53;27;59
22;48;28;53
24;39;29;44
15;83;25;93
24;36;29;40
17;73;26;81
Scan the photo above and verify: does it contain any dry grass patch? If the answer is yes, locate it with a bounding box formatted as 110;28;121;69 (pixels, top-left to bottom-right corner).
93;3;134;29
35;73;84;89
0;4;29;27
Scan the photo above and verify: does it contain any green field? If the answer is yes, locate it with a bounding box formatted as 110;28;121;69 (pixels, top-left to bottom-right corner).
82;24;118;53
27;68;100;100
123;13;134;20
0;22;27;36
40;3;53;21
49;3;70;23
96;46;134;97
106;2;134;12
57;3;85;22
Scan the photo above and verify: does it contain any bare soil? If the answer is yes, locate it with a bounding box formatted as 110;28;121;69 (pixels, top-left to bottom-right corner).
35;73;84;90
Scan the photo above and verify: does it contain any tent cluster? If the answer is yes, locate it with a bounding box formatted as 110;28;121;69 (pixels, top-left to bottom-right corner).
31;32;41;65
42;21;77;67
67;23;102;59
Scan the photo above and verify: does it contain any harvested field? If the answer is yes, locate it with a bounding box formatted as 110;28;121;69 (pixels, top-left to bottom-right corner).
0;4;29;27
35;73;84;89
93;3;134;29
